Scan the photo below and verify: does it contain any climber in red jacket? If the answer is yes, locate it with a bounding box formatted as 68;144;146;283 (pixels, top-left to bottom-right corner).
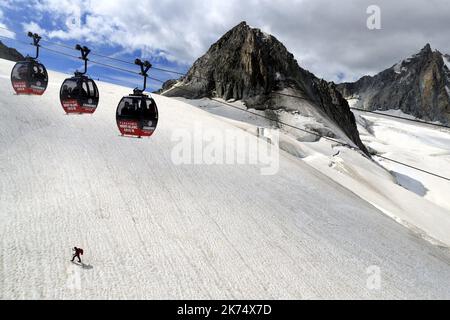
71;247;84;263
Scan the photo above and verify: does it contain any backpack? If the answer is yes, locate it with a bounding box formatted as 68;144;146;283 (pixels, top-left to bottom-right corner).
79;249;84;255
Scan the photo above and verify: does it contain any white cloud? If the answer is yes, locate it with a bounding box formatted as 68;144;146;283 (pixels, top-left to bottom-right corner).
9;0;450;82
22;21;46;36
0;25;16;38
0;8;16;38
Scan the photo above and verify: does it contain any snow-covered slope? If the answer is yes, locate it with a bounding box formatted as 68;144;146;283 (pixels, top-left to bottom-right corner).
444;55;450;71
354;110;450;211
173;97;450;248
1;59;450;299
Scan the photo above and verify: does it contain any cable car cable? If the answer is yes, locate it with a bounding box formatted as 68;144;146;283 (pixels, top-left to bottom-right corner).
0;34;34;46
2;30;449;181
142;75;358;149
129;73;450;181
2;25;450;128
3;31;355;147
0;26;187;75
375;155;450;182
38;45;138;75
349;107;450;130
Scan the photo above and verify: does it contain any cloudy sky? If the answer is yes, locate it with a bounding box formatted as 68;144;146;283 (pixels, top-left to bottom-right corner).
1;0;450;89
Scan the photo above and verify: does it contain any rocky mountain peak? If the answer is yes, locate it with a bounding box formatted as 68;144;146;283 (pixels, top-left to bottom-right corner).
420;43;433;55
179;21;300;101
161;22;369;154
414;43;443;66
229;21;251;32
221;21;273;44
337;44;450;124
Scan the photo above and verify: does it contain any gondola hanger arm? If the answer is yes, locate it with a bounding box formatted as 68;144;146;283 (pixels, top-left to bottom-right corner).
134;59;152;94
27;32;41;59
75;44;91;75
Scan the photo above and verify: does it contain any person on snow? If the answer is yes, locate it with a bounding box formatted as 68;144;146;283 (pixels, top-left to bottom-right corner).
71;247;84;263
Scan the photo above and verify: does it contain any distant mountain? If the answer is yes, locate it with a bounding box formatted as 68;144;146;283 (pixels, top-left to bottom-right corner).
161;21;368;155
0;41;24;62
337;44;450;124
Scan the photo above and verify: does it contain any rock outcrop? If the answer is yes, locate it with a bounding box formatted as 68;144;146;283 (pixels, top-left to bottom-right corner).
337;44;450;124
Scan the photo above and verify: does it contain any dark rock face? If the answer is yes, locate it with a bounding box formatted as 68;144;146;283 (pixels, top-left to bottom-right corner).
0;41;24;62
154;79;178;94
162;21;368;154
337;44;450;124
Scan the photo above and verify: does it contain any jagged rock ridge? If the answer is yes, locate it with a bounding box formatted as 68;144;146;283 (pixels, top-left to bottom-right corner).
337;44;450;124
